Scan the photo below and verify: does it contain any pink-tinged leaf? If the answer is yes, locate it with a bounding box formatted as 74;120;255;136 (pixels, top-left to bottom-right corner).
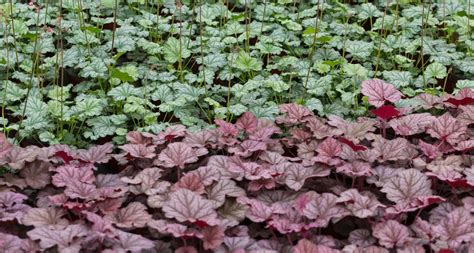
83;211;115;239
193;165;220;186
237;197;274;223
327;115;376;141
183;130;217;148
430;203;457;225
95;174;127;195
156;124;187;142
228;140;267;157
425;170;471;189
158;143;205;169
457;105;474;124
410;217;433;241
112;230;155;252
348;229;376;247
381;169;432;204
121;167;168;195
372;220;410;248
0;191;30;221
396;245;425;253
22;239;42;253
416;93;443;109
236;112;258;133
367;166;402;187
353;245;389;253
0;174;27;189
75;142;113;164
339;137;367;151
228;156;270;181
248;178;276;192
426;155;463;173
96;198;124;214
290;128;313;142
337;189;384;218
297;141;318;160
427;113;467;145
206;179;245;208
21;208;68;228
1;146;38;170
313;137;342;165
0;133;12;157
418;140;441;160
361;79;402;107
266;210;305;234
373;138;416;162
63;180;98;200
454;139;474;152
20;161;51;189
52;164;95;187
126;131;156;145
389;113;435;136
27;224;88;252
387;195;446;214
175;246;198;253
0;233;23;253
336;161;373;177
175;172;205;194
294;239;340;253
105;202;151;228
163;188;219;226
462;197;474;213
284;164;330;191
148;219;202;238
276;103;314;125
433;207;474;249
119;143;156;159
215;119;239;137
371;105;400;120
301;192;349;228
249;127;279;142
306;117;343;139
201;226;225;250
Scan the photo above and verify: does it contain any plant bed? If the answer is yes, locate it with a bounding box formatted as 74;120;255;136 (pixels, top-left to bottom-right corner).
0;81;473;252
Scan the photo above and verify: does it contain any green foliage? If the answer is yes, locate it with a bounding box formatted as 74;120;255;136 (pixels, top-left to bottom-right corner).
1;0;473;147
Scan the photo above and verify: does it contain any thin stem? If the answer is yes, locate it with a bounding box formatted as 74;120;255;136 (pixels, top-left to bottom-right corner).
111;0;118;51
302;0;323;101
373;0;390;77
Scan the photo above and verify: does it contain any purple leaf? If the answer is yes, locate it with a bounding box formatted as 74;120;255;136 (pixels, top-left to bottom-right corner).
361;79;402;107
372;220;410;248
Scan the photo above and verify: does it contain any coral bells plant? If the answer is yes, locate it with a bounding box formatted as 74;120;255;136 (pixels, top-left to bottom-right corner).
1;81;474;252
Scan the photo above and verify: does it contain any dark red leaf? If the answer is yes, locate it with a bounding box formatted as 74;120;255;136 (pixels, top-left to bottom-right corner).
371;105;400;120
445;97;474;107
339;137;367;151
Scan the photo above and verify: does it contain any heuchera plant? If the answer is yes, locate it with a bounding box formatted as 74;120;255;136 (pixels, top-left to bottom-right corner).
0;80;473;252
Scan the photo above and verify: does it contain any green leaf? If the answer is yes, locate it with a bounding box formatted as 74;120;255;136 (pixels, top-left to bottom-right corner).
84;114;127;140
425;62;447;79
303;27;316;35
234;51;262;72
110;68;135;82
74;97;106;119
382;71;413;88
163;37;191;64
101;0;119;8
108;83;142;100
343;63;368;78
264;74;289;93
